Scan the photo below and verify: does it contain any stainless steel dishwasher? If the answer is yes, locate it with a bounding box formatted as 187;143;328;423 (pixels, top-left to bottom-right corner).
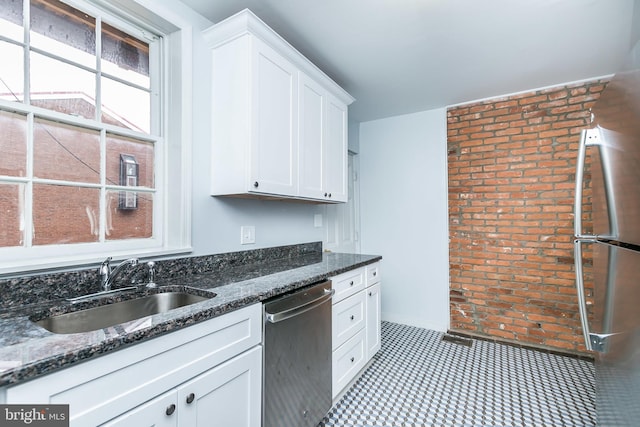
263;280;334;427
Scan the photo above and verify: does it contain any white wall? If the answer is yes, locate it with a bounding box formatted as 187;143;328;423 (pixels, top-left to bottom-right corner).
154;0;327;256
359;109;449;332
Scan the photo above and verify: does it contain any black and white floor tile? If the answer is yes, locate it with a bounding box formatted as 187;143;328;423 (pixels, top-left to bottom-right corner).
321;322;596;427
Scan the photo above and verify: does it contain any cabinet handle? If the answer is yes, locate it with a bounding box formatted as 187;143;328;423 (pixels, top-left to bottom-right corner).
166;404;176;416
349;281;354;286
254;181;259;188
186;393;195;404
350;357;355;363
350;315;355;321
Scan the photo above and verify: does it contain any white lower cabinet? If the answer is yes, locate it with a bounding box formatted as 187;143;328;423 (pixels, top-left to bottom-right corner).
332;328;366;395
176;346;261;427
331;262;381;400
332;291;366;350
365;282;382;359
4;304;262;427
103;347;261;427
101;391;178;427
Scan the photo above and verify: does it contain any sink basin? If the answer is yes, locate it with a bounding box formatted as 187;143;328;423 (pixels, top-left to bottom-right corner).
32;289;216;334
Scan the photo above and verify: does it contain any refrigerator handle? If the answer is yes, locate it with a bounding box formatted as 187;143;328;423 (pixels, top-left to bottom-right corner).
573;239;592;351
574;128;595;239
574;129;588;238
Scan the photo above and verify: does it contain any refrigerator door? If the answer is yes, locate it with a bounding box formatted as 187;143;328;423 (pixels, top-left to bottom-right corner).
586;241;640;426
588;126;640;245
589;60;640;245
591;244;640;427
588;241;640;358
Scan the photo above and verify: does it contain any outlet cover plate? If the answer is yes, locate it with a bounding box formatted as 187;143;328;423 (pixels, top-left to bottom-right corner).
240;226;255;245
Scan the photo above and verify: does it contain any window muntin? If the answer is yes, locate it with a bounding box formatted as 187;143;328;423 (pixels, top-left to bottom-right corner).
0;0;162;256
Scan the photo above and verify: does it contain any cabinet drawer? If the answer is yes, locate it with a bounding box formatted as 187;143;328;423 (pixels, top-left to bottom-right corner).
332;291;366;350
331;267;365;303
5;304;262;426
366;262;381;286
332;328;366;399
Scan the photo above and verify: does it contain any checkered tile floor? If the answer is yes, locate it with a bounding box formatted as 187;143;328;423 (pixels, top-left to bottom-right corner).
321;322;596;427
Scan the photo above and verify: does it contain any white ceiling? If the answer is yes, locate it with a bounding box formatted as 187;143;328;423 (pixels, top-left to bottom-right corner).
180;0;635;122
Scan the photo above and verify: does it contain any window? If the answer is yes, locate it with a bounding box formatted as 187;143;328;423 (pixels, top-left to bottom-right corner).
0;0;192;274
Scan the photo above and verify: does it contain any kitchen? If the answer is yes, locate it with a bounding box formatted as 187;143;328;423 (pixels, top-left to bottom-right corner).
0;0;638;426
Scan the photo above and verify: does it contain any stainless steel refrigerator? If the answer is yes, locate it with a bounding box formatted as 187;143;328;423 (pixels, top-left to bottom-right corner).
574;41;640;426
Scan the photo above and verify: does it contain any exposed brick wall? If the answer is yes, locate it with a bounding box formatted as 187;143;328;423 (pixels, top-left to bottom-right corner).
447;79;608;353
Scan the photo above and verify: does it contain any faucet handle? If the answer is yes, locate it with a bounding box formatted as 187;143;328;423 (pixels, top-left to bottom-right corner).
146;261;157;288
99;256;112;273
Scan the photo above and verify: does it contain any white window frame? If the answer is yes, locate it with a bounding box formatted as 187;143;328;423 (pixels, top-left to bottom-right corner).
0;0;192;276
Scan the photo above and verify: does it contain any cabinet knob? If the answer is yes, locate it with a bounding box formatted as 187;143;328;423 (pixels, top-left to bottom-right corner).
350;315;355;321
349;281;354;286
186;393;195;404
373;271;377;276
328;193;332;198
369;291;373;296
324;192;328;197
166;404;176;416
253;181;259;188
350;357;355;363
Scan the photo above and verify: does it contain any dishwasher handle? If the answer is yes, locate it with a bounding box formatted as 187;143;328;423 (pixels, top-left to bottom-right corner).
265;288;334;324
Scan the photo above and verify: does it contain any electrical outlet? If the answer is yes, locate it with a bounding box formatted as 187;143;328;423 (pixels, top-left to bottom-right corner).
240;226;255;245
314;213;323;228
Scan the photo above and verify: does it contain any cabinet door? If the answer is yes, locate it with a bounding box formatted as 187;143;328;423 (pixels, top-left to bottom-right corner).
298;73;325;199
366;282;382;359
100;391;178;427
250;38;298;196
177;346;262;427
324;94;348;202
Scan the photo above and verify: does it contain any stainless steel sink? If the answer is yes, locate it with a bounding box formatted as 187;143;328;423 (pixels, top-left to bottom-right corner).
33;290;215;334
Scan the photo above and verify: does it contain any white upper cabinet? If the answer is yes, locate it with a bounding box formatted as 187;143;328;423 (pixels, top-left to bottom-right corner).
250;39;298;196
204;9;354;203
324;94;348;202
298;74;325;200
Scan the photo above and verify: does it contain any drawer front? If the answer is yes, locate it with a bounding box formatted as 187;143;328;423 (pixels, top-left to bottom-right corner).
332;328;366;399
331;267;365;303
332;291;366;350
6;304;262;426
366;262;381;286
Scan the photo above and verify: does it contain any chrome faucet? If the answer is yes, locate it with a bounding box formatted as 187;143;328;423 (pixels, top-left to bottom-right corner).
99;257;139;292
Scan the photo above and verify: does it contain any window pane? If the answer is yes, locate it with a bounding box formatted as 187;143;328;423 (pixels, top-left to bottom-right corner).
0;40;24;102
0;182;24;247
106;134;154;188
0;110;27;177
0;0;24;42
30;51;96;119
30;0;96;67
34;118;100;183
106;189;152;240
32;183;99;245
101;76;150;133
101;22;149;88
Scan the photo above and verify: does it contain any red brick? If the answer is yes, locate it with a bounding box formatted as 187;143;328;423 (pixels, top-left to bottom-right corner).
447;78;609;354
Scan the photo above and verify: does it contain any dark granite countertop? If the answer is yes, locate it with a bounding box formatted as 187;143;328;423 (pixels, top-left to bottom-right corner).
0;247;381;387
